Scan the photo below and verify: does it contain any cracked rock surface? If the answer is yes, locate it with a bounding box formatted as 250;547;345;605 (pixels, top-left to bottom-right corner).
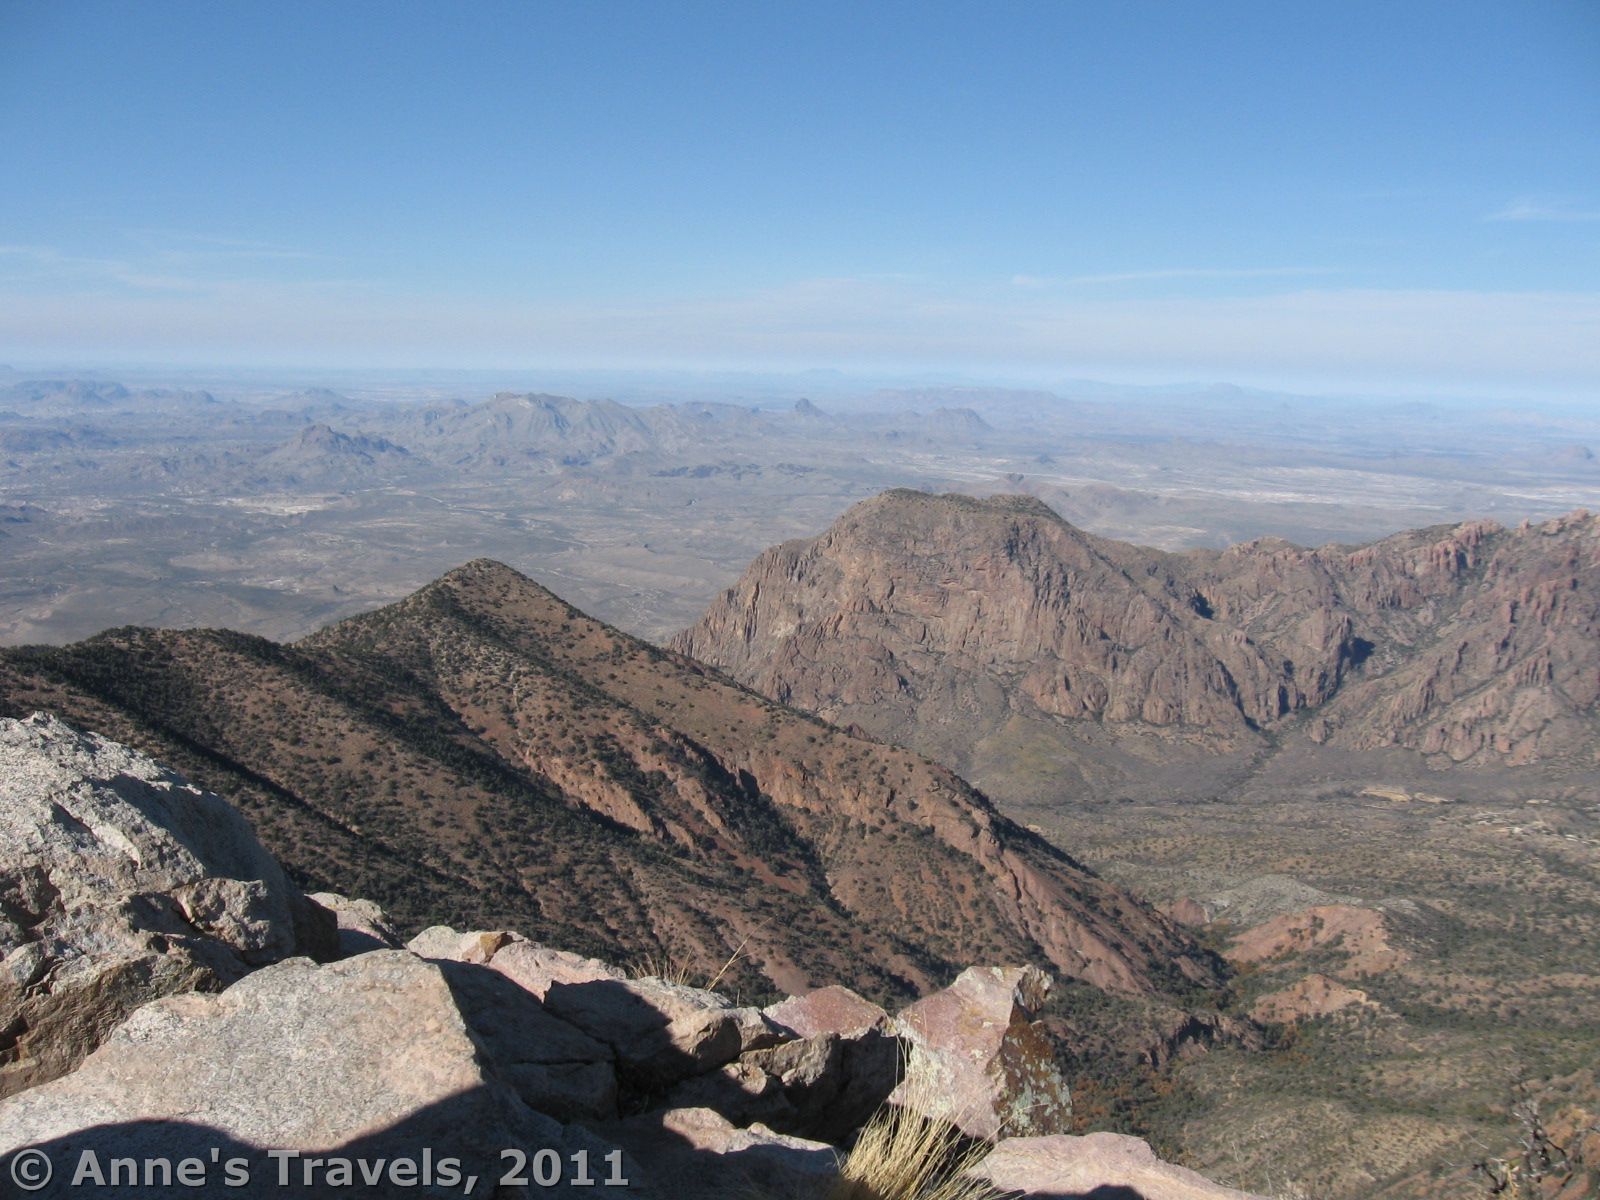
0;712;331;1098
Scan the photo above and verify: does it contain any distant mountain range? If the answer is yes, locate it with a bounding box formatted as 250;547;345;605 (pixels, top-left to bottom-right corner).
255;422;411;484
676;490;1599;799
0;559;1220;1007
387;391;993;468
1;378;218;413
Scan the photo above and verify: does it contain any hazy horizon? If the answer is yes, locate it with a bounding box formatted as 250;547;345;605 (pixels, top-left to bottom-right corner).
4;2;1597;398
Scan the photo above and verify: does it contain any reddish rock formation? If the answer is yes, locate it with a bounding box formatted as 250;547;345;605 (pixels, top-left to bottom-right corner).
1226;904;1407;977
765;984;889;1039
1163;897;1213;928
675;491;1600;781
892;965;1073;1140
1249;973;1376;1024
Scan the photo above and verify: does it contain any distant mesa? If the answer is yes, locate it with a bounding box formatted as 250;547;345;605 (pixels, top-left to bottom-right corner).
878;406;994;442
0;503;38;524
0;378;218;413
792;397;827;418
0;425;116;454
276;421;408;457
399;391;771;467
291;386;350;405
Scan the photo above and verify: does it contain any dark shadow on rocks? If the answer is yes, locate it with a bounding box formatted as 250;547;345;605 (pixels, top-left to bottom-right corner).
536;976;733;1098
434;959;619;1122
4;1091;599;1198
2;1084;841;1199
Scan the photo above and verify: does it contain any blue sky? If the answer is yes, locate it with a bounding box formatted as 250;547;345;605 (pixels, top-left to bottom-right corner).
1;1;1597;395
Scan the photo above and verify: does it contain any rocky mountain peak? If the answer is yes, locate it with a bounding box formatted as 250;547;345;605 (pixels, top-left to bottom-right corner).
676;492;1600;794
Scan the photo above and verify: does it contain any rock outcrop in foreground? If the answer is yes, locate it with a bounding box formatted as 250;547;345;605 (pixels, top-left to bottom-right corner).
0;713;332;1099
0;715;1261;1199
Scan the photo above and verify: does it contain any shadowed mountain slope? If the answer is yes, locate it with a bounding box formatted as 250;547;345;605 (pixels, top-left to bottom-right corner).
0;559;1220;1005
674;491;1599;795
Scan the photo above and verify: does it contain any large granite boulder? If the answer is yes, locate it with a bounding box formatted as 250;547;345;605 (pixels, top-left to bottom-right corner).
892;964;1072;1140
0;713;333;1099
973;1132;1270;1199
0;951;621;1197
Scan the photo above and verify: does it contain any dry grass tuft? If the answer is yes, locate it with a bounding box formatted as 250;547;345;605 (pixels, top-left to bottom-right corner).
826;1101;1000;1200
627;950;699;986
628;934;752;993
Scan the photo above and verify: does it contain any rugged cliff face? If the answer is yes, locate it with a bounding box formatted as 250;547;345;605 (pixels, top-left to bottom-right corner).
674;491;1599;785
0;560;1221;1005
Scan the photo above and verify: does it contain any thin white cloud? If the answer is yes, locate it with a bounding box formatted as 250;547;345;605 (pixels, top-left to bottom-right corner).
0;240;339;295
1488;197;1600;223
1056;266;1340;286
126;228;321;261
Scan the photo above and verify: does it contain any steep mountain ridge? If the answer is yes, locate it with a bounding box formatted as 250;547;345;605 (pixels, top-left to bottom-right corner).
0;559;1220;1006
675;490;1599;786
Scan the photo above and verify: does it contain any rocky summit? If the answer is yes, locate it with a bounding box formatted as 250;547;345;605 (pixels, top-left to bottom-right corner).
0;715;1262;1200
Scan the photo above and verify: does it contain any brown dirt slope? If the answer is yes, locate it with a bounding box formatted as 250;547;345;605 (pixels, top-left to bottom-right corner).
0;559;1220;1006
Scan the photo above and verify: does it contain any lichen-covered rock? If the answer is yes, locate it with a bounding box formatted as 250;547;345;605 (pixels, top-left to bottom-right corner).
0;712;329;1098
891;965;1072;1139
973;1132;1269;1199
